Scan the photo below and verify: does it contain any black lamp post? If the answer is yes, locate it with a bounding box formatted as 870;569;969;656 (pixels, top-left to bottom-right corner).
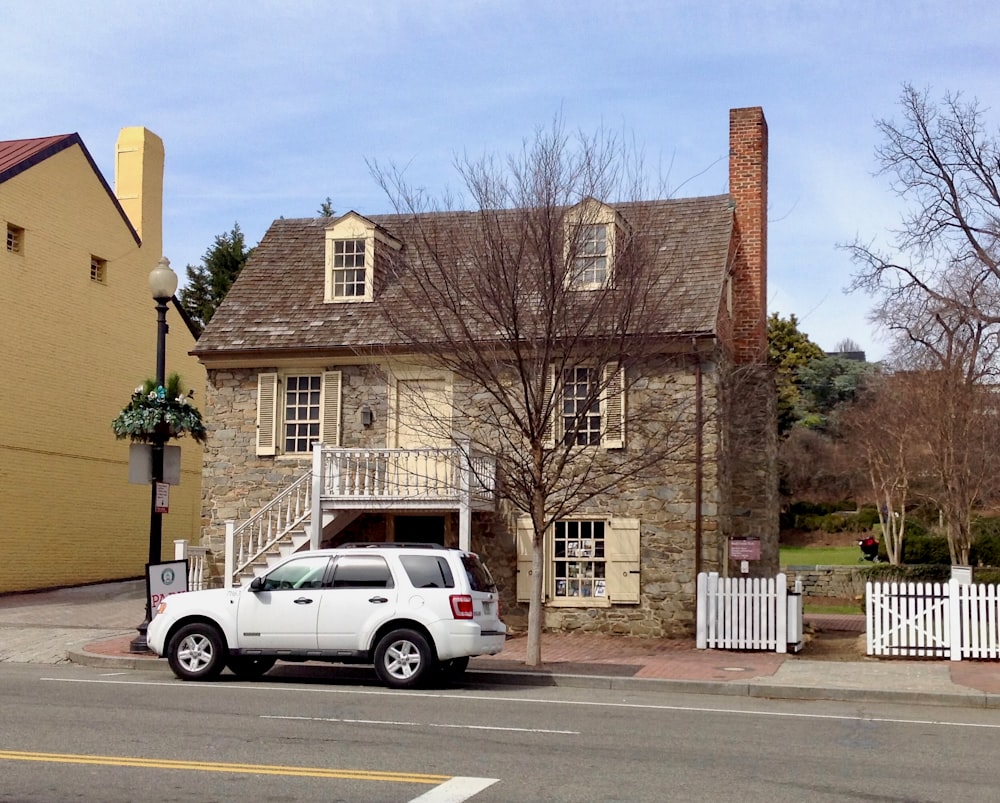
130;256;179;653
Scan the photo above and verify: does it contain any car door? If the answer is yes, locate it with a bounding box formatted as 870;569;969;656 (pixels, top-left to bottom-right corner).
316;554;398;651
235;555;332;650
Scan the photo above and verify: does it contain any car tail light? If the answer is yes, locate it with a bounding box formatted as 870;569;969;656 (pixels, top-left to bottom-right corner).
450;594;474;619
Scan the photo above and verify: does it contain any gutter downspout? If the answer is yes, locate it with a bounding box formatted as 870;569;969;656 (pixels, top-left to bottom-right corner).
693;339;703;578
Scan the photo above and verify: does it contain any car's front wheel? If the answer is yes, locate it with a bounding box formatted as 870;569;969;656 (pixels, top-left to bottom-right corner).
167;623;227;681
226;656;277;679
374;629;433;689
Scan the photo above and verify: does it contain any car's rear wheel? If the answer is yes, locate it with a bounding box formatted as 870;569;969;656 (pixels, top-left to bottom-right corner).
374;629;433;689
439;656;470;679
167;623;226;681
226;656;277;679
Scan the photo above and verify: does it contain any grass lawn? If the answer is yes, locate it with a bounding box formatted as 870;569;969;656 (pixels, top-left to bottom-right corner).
803;602;863;615
780;545;861;566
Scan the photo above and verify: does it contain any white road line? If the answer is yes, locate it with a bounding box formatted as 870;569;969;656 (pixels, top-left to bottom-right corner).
40;676;1000;730
408;776;499;803
261;714;577;735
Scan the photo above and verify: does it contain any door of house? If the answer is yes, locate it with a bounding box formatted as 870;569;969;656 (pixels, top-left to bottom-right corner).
391;374;452;496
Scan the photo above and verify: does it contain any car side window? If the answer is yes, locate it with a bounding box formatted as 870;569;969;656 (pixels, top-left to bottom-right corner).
260;556;331;591
331;555;394;589
399;555;455;588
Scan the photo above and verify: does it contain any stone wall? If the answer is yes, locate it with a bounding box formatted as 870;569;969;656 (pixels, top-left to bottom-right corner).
785;565;868;603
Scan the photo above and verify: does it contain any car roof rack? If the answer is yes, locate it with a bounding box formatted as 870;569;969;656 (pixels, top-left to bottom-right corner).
339;542;447;550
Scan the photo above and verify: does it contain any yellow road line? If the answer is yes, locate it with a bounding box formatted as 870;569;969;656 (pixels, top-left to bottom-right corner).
0;750;448;784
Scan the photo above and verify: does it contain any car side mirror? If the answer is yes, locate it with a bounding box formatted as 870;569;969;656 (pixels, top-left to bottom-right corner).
250;576;265;592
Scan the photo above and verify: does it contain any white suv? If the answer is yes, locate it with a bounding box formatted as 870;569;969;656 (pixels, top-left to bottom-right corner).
146;543;506;689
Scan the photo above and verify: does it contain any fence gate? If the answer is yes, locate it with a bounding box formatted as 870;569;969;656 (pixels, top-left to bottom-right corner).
696;572;802;653
866;581;950;658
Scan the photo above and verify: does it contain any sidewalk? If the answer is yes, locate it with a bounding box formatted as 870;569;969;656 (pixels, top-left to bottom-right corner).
2;580;998;708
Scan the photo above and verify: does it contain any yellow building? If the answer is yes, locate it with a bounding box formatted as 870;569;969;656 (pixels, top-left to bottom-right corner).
0;127;205;593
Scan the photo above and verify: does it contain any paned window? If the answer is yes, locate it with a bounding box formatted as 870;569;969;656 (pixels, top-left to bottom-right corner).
332;239;366;298
553;520;606;599
572;223;608;287
6;224;24;254
90;255;107;284
562;366;602;446
284;375;321;453
256;371;341;457
516;516;639;606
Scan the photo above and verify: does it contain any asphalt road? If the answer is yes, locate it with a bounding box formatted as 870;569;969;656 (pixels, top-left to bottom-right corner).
2;662;998;802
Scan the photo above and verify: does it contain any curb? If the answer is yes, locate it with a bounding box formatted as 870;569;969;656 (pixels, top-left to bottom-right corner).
65;648;1000;709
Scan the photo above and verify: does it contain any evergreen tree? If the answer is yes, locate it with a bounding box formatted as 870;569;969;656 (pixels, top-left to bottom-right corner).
767;312;825;434
178;223;254;333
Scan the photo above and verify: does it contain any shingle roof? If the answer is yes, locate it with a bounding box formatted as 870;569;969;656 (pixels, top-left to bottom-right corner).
195;195;735;359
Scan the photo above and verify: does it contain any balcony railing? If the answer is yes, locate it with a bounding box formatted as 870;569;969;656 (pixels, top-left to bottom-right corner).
316;445;496;508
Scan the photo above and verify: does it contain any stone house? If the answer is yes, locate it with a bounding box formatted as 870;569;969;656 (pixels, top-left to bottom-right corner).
0;128;205;593
193;107;777;637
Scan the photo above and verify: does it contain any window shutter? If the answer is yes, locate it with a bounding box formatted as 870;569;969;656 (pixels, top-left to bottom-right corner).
256;373;278;456
605;517;640;603
320;371;342;446
515;515;536;603
602;363;625;449
542;363;556;448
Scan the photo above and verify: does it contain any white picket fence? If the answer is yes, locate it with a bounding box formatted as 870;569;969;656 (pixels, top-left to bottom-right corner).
866;579;1000;661
696;572;803;653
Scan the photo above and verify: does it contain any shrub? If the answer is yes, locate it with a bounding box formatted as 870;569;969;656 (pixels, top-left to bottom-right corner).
970;530;1000;567
901;535;950;565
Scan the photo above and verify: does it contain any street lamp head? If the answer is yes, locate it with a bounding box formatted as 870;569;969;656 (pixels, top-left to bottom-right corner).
148;256;178;301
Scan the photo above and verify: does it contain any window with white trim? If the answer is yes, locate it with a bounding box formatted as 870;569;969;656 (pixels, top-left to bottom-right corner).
553;520;606;599
516;516;640;605
562;366;601;446
546;362;625;449
284;375;321;453
564;199;619;289
90;255;107;284
6;223;24;254
571;224;608;287
256;371;341;456
331;239;366;298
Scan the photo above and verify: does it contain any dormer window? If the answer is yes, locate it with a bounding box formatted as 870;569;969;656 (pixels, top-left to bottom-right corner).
324;211;401;303
564;199;620;290
332;239;366;298
573;224;608;287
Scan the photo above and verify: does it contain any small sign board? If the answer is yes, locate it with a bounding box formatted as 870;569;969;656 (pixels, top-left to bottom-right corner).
154;482;170;514
147;559;188;618
729;537;761;561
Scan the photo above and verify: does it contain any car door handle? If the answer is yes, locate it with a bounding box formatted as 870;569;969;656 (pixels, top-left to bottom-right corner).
293;597;314;605
368;596;388;604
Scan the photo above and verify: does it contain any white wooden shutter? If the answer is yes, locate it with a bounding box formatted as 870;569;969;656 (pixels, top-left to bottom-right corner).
605;517;640;603
256;372;278;456
320;371;342;446
602;362;625;449
541;363;557;448
515;515;536;603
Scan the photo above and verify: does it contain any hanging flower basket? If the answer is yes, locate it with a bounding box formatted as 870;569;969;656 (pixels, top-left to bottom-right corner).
112;373;207;444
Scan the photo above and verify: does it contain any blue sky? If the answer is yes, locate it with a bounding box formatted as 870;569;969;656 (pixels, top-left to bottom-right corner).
6;0;1000;360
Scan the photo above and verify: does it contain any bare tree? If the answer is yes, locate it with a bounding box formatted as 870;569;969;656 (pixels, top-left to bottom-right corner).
370;121;707;665
847;84;1000;565
839;375;924;564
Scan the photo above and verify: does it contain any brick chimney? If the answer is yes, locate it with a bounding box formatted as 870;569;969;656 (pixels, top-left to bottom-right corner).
114;127;164;259
728;107;768;363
